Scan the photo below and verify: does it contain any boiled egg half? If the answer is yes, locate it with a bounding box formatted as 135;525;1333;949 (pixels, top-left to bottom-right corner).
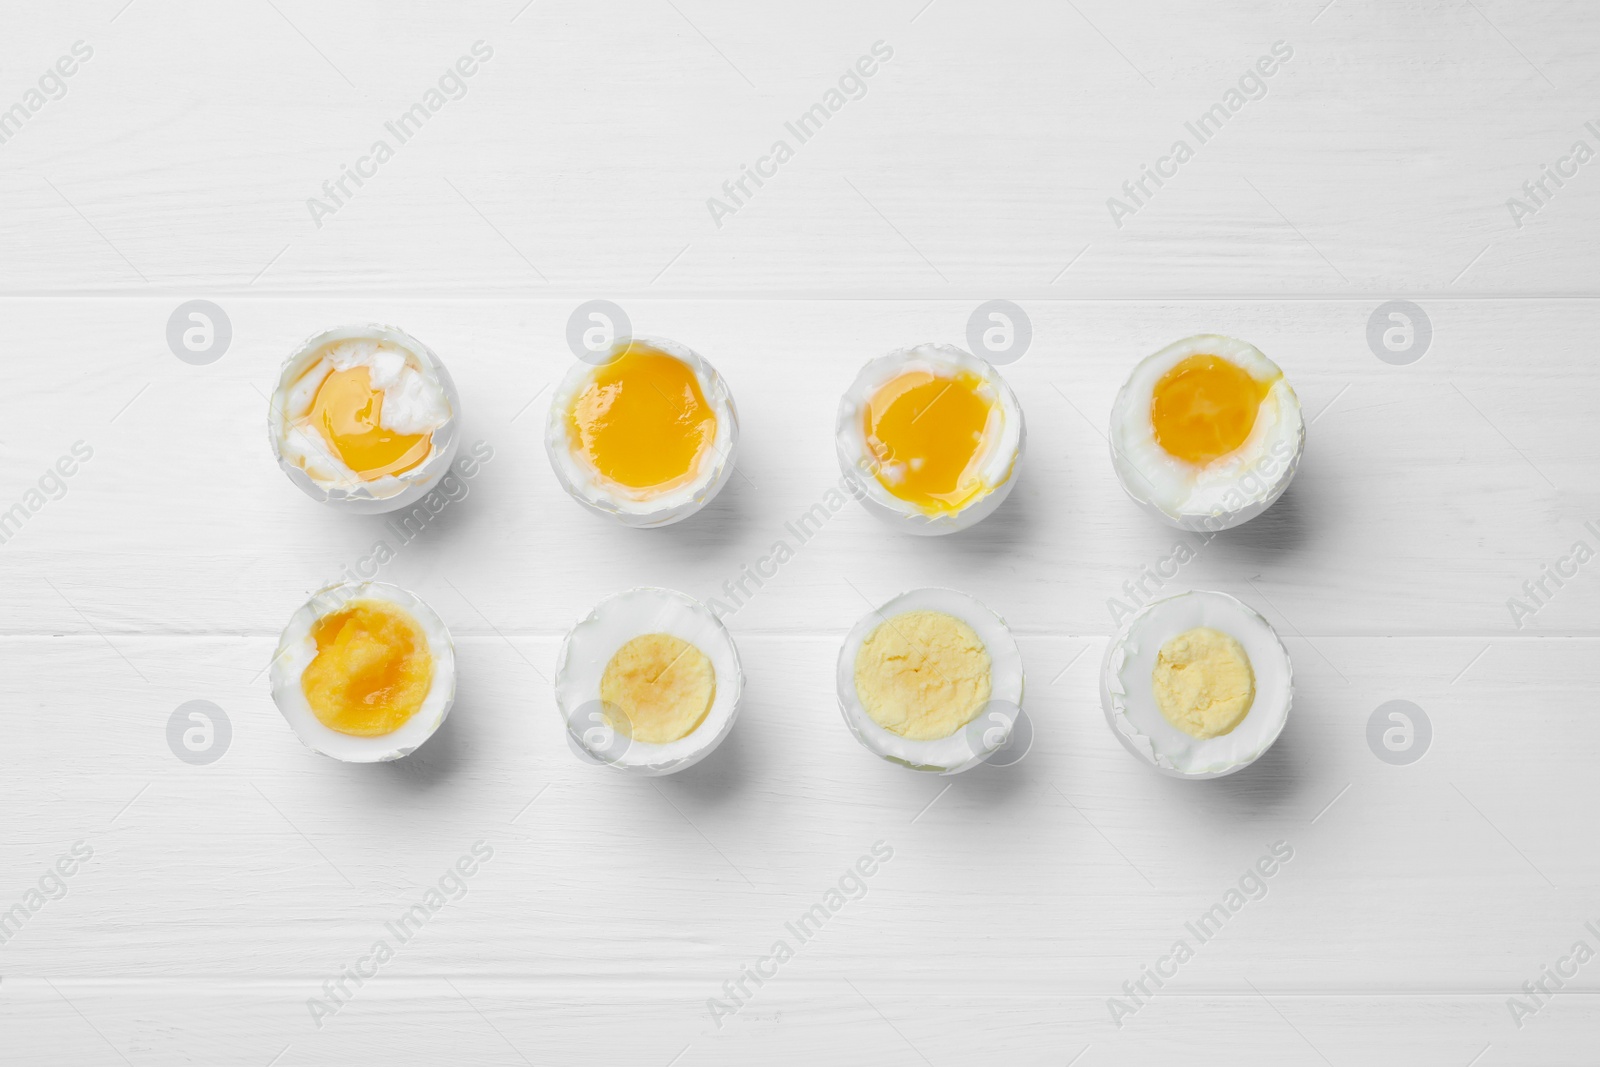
836;588;1025;773
1110;335;1303;531
547;337;739;527
270;324;461;513
1100;589;1291;778
270;581;456;762
555;587;743;775
836;344;1025;535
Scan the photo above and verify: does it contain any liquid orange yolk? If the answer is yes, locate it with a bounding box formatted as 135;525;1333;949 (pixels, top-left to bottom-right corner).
309;367;433;482
1150;354;1273;466
863;370;994;513
568;345;718;491
301;600;434;737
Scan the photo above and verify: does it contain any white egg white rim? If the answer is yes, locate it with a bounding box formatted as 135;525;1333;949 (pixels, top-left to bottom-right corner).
1101;589;1292;779
835;344;1025;534
1108;334;1303;529
836;587;1025;774
545;335;739;528
268;323;462;512
554;587;744;774
269;581;457;763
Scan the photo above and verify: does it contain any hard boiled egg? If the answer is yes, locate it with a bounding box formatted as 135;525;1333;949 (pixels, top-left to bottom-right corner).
1109;335;1303;531
546;337;739;528
270;581;456;762
1099;589;1291;778
555;587;743;775
836;344;1025;535
270;324;461;514
836;588;1025;773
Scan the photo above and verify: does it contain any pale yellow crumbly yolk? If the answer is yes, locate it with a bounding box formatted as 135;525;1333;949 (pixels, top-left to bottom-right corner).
863;370;995;514
301;599;434;737
309;366;433;481
1150;354;1274;466
568;344;718;492
854;610;991;741
599;633;716;744
1151;627;1255;739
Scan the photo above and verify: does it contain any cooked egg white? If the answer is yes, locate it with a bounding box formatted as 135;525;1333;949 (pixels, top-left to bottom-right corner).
555;587;743;774
836;344;1025;535
1100;589;1291;778
836;588;1025;773
269;581;456;762
270;325;461;514
1109;335;1303;531
546;337;739;528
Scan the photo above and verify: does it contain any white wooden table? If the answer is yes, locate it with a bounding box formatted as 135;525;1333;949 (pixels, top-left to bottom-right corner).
3;2;1597;1063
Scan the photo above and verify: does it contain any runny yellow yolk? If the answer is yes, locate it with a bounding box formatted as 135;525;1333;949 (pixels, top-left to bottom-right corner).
309;367;433;481
568;345;718;491
863;370;994;514
301;600;434;737
1149;354;1273;466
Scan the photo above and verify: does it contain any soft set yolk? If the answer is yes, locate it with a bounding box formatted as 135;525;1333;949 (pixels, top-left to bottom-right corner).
1150;354;1272;466
863;370;994;513
568;345;718;491
301;599;434;737
310;367;433;481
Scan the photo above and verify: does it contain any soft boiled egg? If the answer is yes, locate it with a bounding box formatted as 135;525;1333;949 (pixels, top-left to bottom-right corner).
1109;335;1303;531
836;344;1025;535
270;581;456;762
836;588;1025;774
555;587;743;775
1099;589;1291;778
546;337;739;528
270;324;461;513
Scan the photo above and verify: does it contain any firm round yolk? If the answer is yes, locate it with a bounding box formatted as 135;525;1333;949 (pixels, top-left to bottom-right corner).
301;600;434;737
863;370;994;513
1149;354;1272;465
568;345;718;491
309;367;433;481
599;633;716;744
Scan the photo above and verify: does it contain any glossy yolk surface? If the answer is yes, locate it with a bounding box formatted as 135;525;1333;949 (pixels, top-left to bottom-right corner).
1150;354;1272;466
568;346;718;491
599;633;715;744
863;370;994;513
301;599;433;737
310;367;433;481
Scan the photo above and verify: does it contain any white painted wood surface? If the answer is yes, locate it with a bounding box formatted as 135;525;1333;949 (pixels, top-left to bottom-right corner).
3;1;1598;1064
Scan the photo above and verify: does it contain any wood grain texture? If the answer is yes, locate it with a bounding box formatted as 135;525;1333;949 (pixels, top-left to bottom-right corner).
2;2;1598;1065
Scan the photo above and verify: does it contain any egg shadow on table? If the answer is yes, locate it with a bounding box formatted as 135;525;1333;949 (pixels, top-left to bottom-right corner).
895;478;1049;580
1155;713;1311;821
362;690;475;795
614;467;760;565
1206;480;1313;568
648;706;753;806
